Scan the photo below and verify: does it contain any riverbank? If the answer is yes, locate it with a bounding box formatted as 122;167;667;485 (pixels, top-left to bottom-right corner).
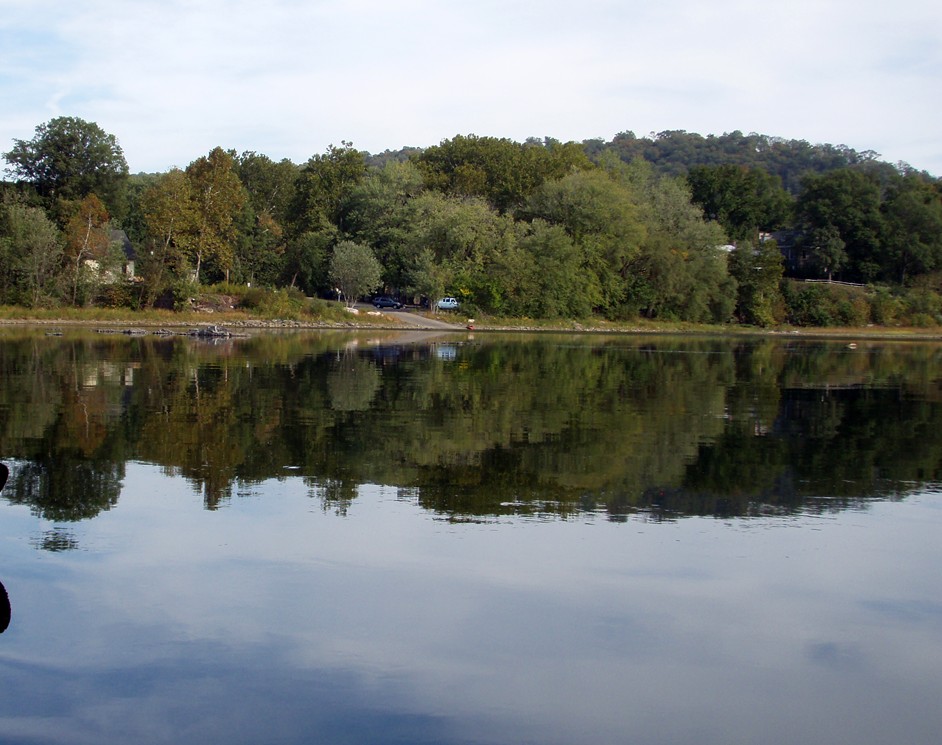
2;304;942;340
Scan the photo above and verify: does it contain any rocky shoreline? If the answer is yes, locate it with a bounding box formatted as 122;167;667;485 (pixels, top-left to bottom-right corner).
3;315;942;341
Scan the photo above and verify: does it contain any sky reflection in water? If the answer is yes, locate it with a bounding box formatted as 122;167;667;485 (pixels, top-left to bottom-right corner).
2;464;941;745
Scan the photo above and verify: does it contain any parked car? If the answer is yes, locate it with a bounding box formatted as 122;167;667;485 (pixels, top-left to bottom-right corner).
373;296;403;309
437;297;459;310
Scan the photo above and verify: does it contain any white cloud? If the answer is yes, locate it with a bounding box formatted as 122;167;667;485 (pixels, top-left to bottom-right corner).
0;0;940;174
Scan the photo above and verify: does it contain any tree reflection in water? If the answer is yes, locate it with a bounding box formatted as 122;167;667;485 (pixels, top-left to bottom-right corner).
0;332;941;526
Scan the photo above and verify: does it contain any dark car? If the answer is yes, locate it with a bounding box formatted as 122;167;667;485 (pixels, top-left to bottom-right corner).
373;296;403;309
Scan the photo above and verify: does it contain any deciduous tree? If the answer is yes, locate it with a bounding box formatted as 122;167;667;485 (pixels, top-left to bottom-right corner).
328;240;383;307
139;169;197;306
796;169;884;282
185;147;246;283
728;240;785;326
526;169;645;315
3;116;129;220
687;164;791;243
414;134;592;213
289;143;367;236
62;194;113;305
0;200;63;307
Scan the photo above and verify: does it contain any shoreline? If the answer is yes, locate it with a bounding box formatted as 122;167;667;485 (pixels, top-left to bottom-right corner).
2;314;942;342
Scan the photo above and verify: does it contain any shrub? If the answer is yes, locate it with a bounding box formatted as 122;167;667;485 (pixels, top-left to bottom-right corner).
837;297;869;326
901;289;942;324
869;288;903;325
240;286;306;318
909;312;938;328
96;282;139;310
784;281;876;327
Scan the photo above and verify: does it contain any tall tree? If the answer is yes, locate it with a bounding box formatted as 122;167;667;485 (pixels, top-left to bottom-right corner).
235;151;297;226
604;158;734;322
233;151;298;286
687;164;792;243
345;160;426;290
138;169;197;306
525;169;645;316
728;240;785;326
414;134;592;213
289;142;367;236
881;175;942;284
62;194;113;305
796;169;884;282
3;116;129;220
185;147;246;283
804;224;847;282
402;191;515;309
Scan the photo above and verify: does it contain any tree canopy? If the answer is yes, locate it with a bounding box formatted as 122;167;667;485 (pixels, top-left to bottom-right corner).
3;116;129;219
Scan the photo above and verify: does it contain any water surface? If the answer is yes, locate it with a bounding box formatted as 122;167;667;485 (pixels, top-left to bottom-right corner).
0;329;940;744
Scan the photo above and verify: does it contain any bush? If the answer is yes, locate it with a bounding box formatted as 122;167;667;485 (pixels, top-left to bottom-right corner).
207;282;249;300
837;297;870;326
783;283;830;326
239;286;306;318
909;312;938;328
96;282;140;310
869;288;903;325
783;281;873;327
901;290;942;325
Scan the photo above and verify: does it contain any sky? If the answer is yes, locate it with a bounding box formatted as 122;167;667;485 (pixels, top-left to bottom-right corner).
1;0;940;176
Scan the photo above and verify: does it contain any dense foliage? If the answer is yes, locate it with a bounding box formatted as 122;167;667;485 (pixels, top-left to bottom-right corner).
2;118;941;327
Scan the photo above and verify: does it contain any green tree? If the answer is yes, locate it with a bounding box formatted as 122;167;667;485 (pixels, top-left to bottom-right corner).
185;147;247;283
328;240;383;307
289;142;367;236
138;169;197;307
513;220;593;317
345;160;426;290
687;164;791;242
284;231;332;295
881;175;942;284
3;116;129;220
0;200;63;306
804;224;847;281
235;151;297;226
796;169;884;282
606;158;733;321
525;169;645;316
406;248;448;309
728;240;785;326
231;151;298;286
414;134;592;213
402;191;515;310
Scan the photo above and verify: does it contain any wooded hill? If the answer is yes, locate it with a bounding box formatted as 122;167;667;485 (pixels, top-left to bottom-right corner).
2;118;940;328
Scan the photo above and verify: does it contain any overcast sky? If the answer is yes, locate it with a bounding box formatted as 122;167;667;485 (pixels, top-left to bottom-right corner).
1;0;940;176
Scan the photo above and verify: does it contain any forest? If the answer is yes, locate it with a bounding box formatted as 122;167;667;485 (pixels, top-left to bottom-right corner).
1;117;941;328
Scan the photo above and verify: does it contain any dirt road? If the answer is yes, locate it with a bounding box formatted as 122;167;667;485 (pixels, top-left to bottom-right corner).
365;307;467;331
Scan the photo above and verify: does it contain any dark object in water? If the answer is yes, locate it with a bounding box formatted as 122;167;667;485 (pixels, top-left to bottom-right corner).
0;464;8;632
0;580;8;633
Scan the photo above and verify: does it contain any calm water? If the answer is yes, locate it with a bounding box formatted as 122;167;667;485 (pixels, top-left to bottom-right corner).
1;328;941;744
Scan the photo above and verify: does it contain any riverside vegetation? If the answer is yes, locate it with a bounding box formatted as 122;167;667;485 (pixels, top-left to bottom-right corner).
2;118;941;331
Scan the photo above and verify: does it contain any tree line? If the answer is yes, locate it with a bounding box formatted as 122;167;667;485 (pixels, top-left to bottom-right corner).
2;117;941;326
